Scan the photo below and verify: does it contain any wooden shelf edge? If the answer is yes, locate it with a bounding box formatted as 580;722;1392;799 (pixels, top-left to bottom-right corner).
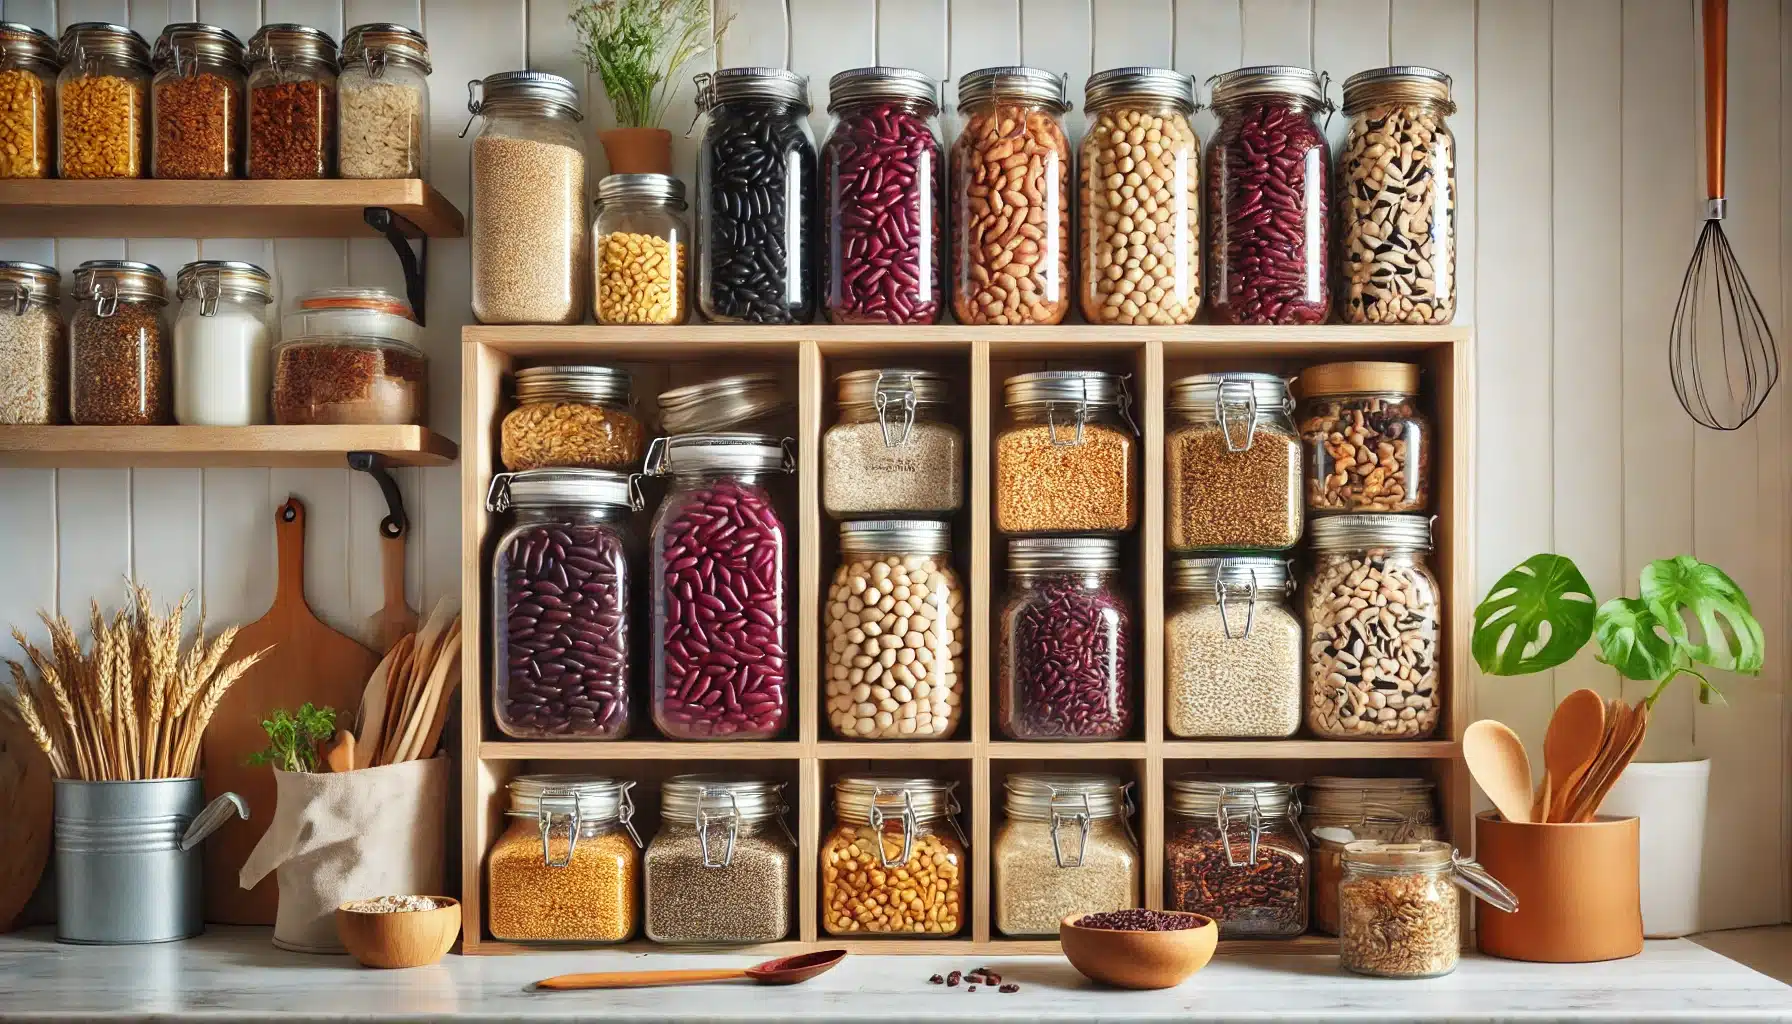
1159;739;1460;759
462;323;1472;349
0;178;465;238
0;425;457;468
460;934;1338;956
480;739;806;760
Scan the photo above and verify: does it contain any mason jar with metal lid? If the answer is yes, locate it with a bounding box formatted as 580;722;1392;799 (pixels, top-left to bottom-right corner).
826;520;964;741
952;65;1071;325
994;773;1139;937
1165;775;1308;938
656;372;792;434
337;23;429;179
1305;513;1441;740
1338;67;1456;325
468;70;588;325
1;23;60;178
593;173;689;325
1298;360;1431;514
150;24;244;179
0;262;64;424
487;468;644;741
1167;372;1301;552
1206;65;1332;324
822;775;965;936
822;66;944;324
171;260;271;425
245;24;337;179
500;365;643;471
998;537;1132;741
1301;775;1438;935
645;775;795;944
487;775;642;943
57;22;150;178
996;370;1139;535
646;434;796;740
1080;67;1200;325
823;368;963;517
694;67;818;324
1340;840;1515;978
70;260;169;425
1166;555;1299;739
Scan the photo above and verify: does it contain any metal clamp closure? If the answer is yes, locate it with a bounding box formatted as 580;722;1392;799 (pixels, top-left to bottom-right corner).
694;786;741;869
1215;567;1261;641
1319;70;1337;130
779;436;798;473
1045;398;1088;447
1216;790;1264;868
195;268;221;317
873;371;918;447
458;78;483;138
92;275;119;318
1048;790;1092;869
1217;377;1261;452
536;787;581;868
2;283;32;317
366;46;389;79
866;786;918;868
685;71;714;138
642;436;670;476
483;471;516;512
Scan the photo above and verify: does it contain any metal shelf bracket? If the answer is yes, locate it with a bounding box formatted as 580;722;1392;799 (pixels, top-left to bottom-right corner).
347;451;407;537
363;206;428;325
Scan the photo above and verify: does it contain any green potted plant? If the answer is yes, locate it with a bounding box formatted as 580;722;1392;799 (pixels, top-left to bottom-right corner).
570;0;727;174
1473;553;1762;937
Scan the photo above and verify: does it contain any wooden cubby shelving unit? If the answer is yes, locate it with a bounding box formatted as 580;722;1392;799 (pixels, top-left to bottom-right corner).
458;323;1473;956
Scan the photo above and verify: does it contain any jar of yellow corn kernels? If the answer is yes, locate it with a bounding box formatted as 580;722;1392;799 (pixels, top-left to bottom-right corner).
592;172;689;325
821;775;966;937
0;23;58;179
487;775;642;943
56;22;150;179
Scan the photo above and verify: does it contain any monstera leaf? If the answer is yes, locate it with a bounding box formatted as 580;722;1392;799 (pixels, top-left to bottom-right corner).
1638;556;1764;674
1472;554;1597;676
1592;596;1679;683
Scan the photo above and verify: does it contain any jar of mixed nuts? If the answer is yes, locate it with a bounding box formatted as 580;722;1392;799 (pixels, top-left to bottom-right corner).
996;370;1139;535
337;23;430;179
644;775;795;944
1305;514;1442;739
1300;775;1438;935
150;23;244;179
1167;372;1301;552
70;260;170;425
245;24;337;179
1165;776;1308;939
593;173;689;325
0;261;63;425
500;365;644;471
1078;66;1199;325
823;369;963;518
993;773;1139;937
273;287;426;425
822;775;965;937
172;260;272;426
951;66;1072;325
486;469;642;740
1165;555;1300;739
0;23;58;179
656;372;793;435
1337;67;1457;325
1297;361;1431;514
57;23;150;179
825;520;964;741
998;537;1133;741
487;775;642;943
1339;840;1515;978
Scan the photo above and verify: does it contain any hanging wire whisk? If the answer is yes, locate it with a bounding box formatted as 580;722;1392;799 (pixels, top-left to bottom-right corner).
1669;0;1779;431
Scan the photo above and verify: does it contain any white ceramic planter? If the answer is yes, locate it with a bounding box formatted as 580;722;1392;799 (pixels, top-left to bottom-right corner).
1597;759;1710;938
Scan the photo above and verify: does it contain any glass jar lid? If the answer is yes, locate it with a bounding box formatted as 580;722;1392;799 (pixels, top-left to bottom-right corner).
484;468;643;514
507;774;641;866
1303;776;1437;836
72;260;167;310
657;372;789;433
1169;775;1296;818
0;261;59;314
827;66;939;112
1171;557;1294;639
176;260;272;309
340;22;430;75
1007;536;1119;573
1209;65;1328;110
1004;371;1137;437
661;775;785;823
1342;65;1453;115
246;23;338;70
645;432;795;477
1297;361;1420;398
0;23;59;73
281;286;422;349
1307;512;1433;553
839;519;952;556
512;364;633;407
469;69;582;120
596;172;685;208
1084;66;1196;113
1343;840;1517;912
958;65;1070;112
152;23;245;71
1005;773;1129;821
696;66;810;111
837;368;949;447
834;775;957;824
1168;371;1293;414
59;23;151;70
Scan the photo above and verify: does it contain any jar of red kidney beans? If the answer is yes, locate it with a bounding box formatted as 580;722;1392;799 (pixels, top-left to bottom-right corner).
646;433;795;740
486;468;642;740
1205;66;1333;325
997;536;1133;741
821;67;944;324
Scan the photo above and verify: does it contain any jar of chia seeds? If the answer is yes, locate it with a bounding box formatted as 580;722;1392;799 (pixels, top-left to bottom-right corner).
644;775;795;944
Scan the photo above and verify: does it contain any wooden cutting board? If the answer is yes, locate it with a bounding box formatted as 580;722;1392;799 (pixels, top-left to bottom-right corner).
364;526;417;655
0;708;52;932
203;497;380;925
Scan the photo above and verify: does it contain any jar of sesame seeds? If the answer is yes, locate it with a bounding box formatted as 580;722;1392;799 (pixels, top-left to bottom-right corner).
644;776;795;944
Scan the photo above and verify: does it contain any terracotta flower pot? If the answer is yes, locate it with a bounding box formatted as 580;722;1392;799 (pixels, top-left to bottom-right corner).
599;127;673;174
1474;810;1643;963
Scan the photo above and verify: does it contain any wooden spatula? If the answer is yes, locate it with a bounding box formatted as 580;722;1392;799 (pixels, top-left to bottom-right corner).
364;527;417;655
1541;688;1607;822
1569;699;1650;822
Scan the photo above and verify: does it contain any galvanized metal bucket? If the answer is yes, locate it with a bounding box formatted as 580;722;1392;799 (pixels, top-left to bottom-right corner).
54;778;247;944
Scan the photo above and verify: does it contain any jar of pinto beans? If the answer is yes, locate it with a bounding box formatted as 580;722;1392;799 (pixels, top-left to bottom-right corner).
1205;66;1333;325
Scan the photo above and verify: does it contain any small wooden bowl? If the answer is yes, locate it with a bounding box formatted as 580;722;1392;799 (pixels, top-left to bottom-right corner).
335;896;461;968
1058;911;1219;990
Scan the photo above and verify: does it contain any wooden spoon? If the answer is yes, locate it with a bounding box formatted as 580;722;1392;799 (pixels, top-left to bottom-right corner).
1570;699;1650;822
1541;688;1607;822
535;949;847;991
1464;719;1534;824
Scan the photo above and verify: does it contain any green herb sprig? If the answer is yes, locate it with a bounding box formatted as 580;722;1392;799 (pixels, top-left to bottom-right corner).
570;0;731;130
246;702;338;773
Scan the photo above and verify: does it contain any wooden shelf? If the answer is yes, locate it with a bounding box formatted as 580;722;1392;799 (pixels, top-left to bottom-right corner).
1159;739;1461;760
0;425;457;468
481;739;805;761
0;179;464;238
465;933;1339;956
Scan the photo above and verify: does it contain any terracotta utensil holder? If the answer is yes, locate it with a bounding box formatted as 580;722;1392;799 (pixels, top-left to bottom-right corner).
1474;810;1642;963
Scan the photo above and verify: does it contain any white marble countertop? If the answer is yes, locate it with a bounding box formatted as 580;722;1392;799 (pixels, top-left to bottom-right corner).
2;928;1791;1022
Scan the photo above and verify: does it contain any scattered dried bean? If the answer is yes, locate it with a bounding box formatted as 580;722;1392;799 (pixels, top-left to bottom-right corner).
495;525;630;739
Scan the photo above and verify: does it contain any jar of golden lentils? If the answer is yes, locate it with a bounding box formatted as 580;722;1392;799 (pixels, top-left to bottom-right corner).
487;775;641;943
499;364;644;472
822;775;966;937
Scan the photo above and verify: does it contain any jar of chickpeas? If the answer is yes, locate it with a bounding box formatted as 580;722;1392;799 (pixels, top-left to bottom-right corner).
821;775;965;936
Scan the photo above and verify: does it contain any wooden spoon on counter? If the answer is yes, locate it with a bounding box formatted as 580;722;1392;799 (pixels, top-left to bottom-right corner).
1464;719;1534;824
535;949;848;991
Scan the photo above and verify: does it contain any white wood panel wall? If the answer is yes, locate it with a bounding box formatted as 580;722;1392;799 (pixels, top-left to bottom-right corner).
0;0;1786;932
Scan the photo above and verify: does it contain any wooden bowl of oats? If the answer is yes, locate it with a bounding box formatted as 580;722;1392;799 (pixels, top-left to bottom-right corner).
336;895;461;968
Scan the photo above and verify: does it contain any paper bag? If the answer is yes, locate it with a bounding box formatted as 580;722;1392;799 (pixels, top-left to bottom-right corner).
240;758;447;953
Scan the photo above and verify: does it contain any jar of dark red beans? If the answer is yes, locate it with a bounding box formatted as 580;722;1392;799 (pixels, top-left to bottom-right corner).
486;468;642;740
821;66;943;325
694;68;818;324
1204;66;1332;325
997;537;1132;741
646;433;795;739
1166;775;1309;939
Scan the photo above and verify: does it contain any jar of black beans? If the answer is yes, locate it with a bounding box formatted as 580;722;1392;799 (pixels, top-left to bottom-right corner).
694;67;819;324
